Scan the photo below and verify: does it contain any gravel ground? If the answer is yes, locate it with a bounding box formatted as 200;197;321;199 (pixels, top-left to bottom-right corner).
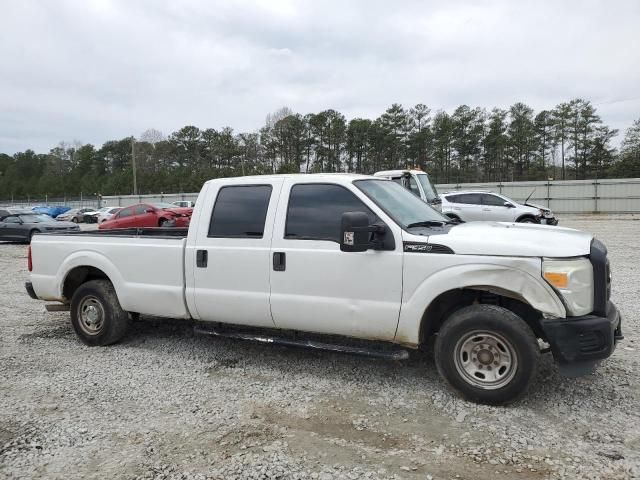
1;216;639;480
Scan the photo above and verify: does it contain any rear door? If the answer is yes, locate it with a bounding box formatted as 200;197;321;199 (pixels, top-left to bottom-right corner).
449;193;483;221
190;179;283;327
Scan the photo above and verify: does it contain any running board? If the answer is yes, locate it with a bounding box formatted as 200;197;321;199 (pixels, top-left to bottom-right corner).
45;304;70;312
194;325;409;360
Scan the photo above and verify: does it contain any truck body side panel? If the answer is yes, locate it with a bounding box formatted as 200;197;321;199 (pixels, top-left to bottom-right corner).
30;235;190;319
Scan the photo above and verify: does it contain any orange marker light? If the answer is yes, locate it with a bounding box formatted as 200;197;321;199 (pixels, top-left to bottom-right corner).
543;272;569;289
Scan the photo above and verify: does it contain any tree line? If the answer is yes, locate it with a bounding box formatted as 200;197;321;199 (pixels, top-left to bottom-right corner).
1;99;639;199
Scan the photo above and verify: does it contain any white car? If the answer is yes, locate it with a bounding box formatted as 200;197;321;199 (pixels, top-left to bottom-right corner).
96;206;122;223
441;191;558;225
172;200;195;208
26;174;619;404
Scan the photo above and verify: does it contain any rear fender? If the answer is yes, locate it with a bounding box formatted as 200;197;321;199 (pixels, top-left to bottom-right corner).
57;251;125;304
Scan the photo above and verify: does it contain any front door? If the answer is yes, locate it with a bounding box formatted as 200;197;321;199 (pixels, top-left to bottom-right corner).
269;180;403;341
191;180;283;328
480;194;516;222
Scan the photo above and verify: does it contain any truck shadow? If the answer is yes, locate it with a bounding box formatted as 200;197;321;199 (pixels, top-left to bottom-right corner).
118;315;622;411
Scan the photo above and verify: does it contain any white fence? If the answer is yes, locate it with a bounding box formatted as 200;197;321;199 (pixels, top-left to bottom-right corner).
101;178;640;214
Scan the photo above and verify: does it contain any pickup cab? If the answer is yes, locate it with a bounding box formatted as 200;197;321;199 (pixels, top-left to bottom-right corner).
26;174;622;404
373;169;441;208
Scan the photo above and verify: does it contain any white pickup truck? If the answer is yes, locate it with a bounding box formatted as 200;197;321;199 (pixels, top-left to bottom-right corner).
26;174;622;404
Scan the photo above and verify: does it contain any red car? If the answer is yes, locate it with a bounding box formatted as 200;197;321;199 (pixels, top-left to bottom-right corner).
98;203;192;230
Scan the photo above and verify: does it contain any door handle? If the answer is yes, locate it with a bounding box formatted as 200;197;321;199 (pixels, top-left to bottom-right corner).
482;208;491;211
273;252;286;271
196;249;208;268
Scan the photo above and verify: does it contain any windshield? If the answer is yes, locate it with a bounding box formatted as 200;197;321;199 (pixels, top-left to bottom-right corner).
19;214;54;223
415;173;438;201
355;179;451;228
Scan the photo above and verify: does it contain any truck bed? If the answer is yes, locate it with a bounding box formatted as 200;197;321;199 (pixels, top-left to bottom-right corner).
30;230;190;319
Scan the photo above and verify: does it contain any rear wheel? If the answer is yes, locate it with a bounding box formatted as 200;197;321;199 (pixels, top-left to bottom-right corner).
434;304;539;405
72;217;78;223
70;280;129;346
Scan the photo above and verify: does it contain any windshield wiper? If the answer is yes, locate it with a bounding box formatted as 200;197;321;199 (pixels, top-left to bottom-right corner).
406;220;452;228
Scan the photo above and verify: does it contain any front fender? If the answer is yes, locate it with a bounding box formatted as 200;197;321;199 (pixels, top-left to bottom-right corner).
394;262;566;346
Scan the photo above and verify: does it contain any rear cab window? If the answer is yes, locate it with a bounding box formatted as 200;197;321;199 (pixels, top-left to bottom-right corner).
208;185;272;238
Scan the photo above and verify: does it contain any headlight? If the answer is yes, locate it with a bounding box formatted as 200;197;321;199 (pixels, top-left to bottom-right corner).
542;210;553;218
543;258;593;316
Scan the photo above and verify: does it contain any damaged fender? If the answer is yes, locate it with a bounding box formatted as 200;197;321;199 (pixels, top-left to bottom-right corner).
394;261;566;346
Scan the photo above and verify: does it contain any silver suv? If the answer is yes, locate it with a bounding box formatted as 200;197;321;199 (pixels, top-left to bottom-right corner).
441;191;558;225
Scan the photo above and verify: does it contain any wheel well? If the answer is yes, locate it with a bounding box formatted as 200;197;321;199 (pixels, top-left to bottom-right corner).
419;288;544;345
444;213;460;220
516;214;538;223
62;266;111;302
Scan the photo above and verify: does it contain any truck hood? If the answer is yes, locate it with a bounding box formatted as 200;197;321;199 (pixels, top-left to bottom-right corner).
413;222;592;258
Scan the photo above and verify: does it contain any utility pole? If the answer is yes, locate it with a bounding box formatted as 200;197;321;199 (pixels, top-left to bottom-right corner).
131;136;138;195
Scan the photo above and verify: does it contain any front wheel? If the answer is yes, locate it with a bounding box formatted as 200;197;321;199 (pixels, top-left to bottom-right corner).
434;304;540;405
70;280;129;346
518;217;538;224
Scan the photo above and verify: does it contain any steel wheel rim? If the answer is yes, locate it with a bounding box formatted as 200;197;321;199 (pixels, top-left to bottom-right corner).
78;296;105;336
453;330;518;390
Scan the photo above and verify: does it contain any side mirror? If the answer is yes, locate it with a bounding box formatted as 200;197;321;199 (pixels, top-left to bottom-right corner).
504;202;515;208
146;208;154;213
340;211;384;252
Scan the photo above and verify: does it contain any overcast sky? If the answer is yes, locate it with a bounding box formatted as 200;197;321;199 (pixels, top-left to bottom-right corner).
1;0;638;154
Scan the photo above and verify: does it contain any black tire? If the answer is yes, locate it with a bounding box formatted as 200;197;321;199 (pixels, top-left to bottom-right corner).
434;304;540;405
159;218;169;227
517;216;538;224
70;279;129;346
72;217;78;223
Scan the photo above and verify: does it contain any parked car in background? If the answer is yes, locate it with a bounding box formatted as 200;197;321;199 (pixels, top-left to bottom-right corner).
95;206;122;224
0;208;33;220
32;206;72;218
56;208;100;223
172;200;196;208
441;191;558;225
98;203;192;230
373;169;441;208
0;213;79;242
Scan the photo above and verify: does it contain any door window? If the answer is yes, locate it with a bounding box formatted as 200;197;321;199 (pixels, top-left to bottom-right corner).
481;194;507;206
456;193;482;205
285;184;378;243
408;177;421;196
3;217;20;223
134;205;149;215
208;185;272;238
117;207;134;218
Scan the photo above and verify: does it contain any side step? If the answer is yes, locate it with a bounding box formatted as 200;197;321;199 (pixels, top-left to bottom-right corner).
194;325;410;361
45;304;70;312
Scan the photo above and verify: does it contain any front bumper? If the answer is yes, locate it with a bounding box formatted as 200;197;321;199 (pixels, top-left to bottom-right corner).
541;217;558;226
540;301;622;366
25;281;38;299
